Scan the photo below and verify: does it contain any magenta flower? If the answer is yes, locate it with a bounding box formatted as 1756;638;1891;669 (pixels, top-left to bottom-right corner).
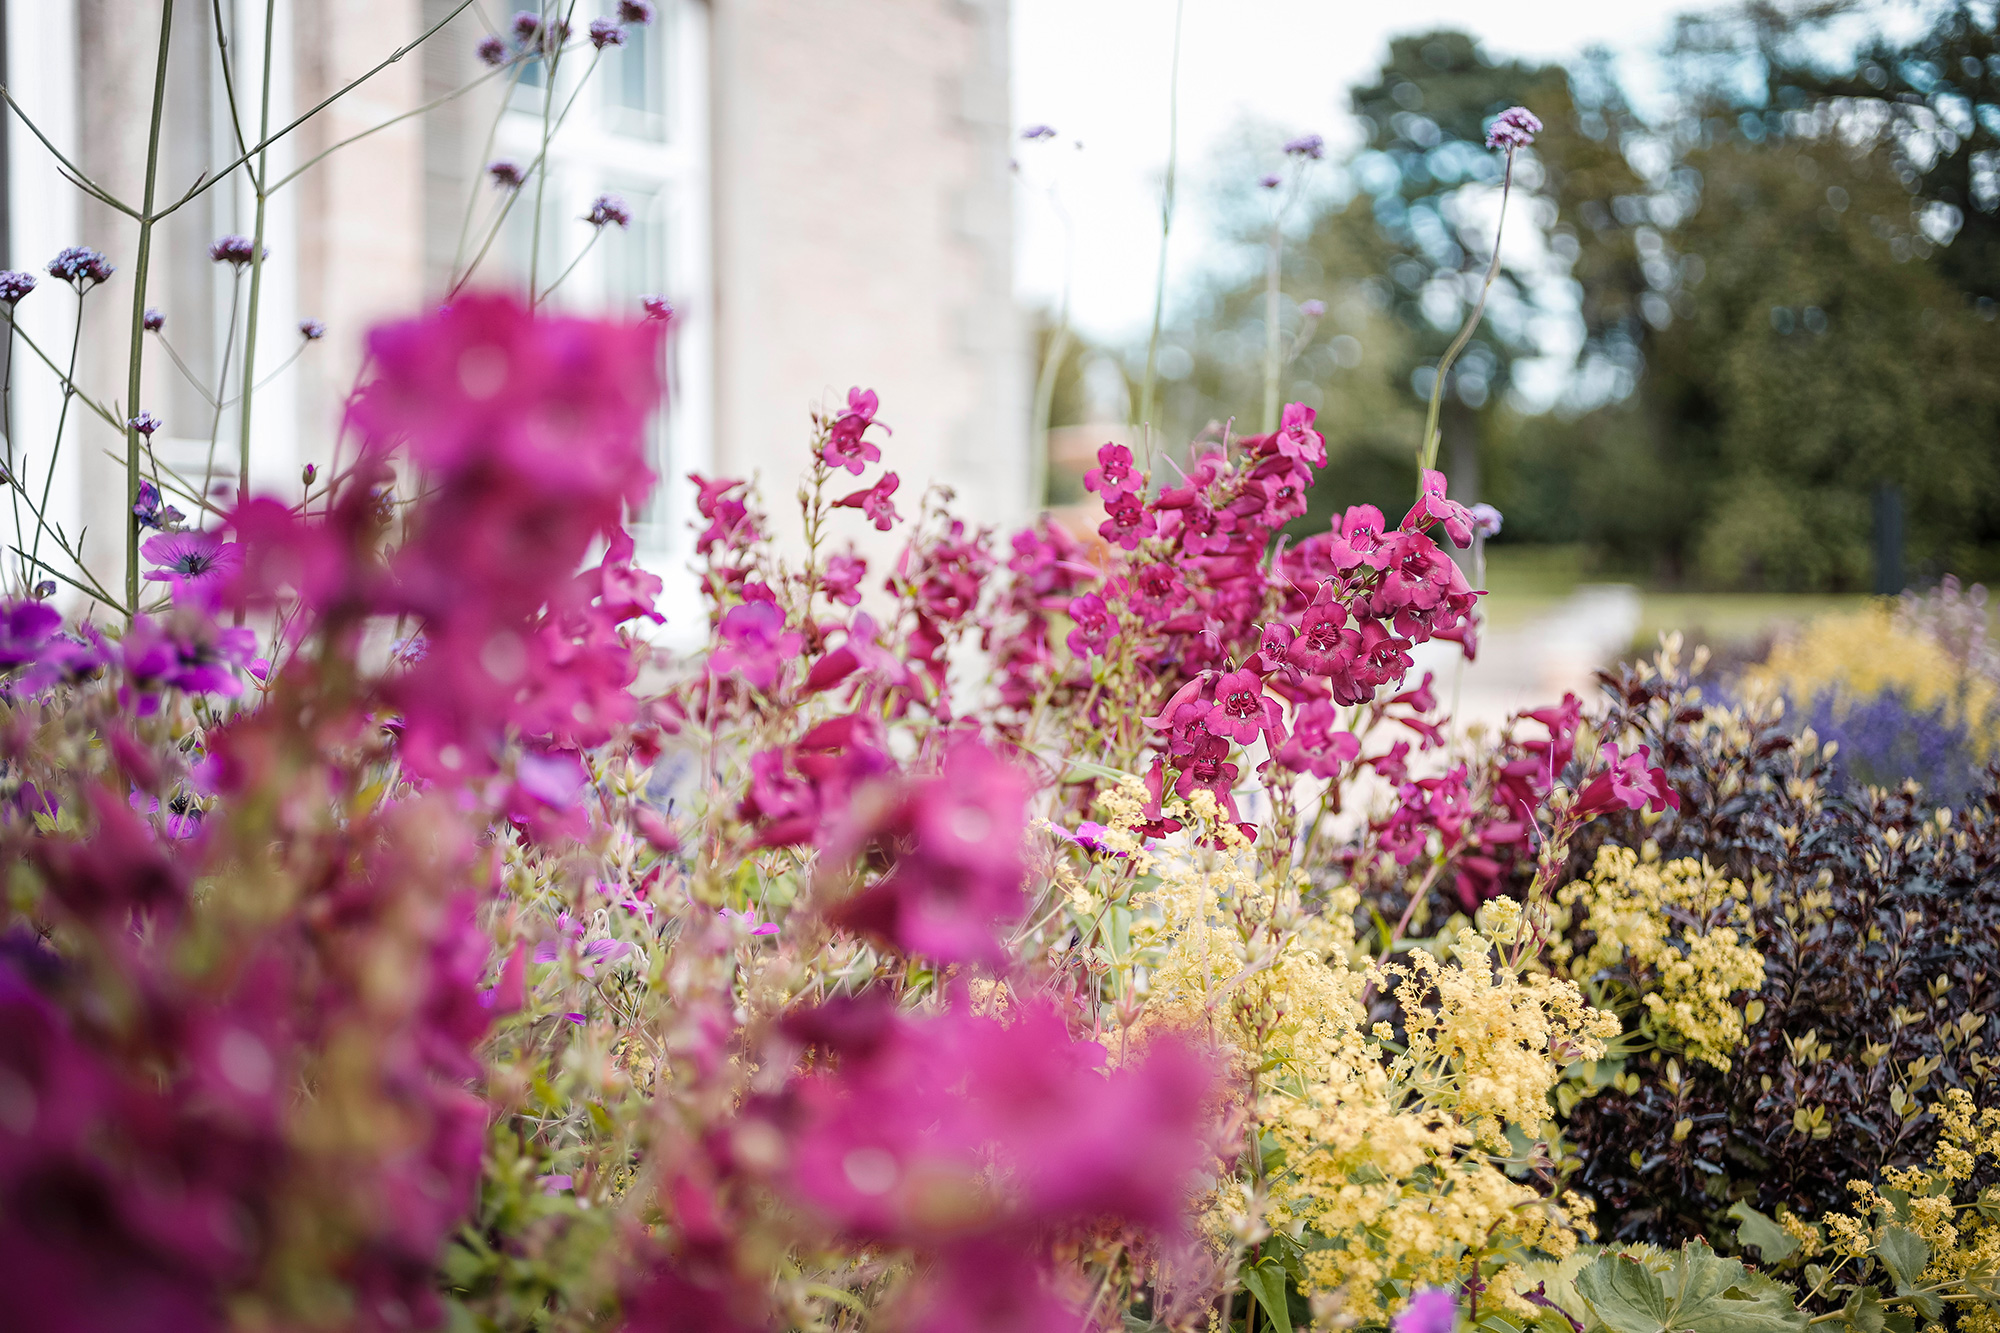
1273;699;1362;779
141;531;242;608
833;472;901;531
1203;667;1283;744
709;601;804;694
640;294;674;322
828;739;1029;965
1394;1287;1459;1333
119;614;257;700
209;234;265;266
0;598;61;667
1066;592;1117;659
1127;562;1187;624
821;552;866;606
1271;400;1326;469
1098;490;1156;550
1401;468;1474;547
1173;735;1241;811
487;159;526;189
1083;441;1139;497
1485;105;1542;151
618;0;655;22
588;16;624;47
1574;742;1681;817
821;386;888;474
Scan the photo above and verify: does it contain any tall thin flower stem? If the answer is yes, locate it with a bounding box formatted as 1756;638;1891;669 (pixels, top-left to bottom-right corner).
125;0;175;615
1262;217;1283;433
4;318;22;592
1418;148;1514;480
529;7;579;300
1135;0;1185;438
237;0;279;511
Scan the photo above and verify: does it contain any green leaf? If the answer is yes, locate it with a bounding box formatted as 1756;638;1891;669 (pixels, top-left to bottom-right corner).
1874;1226;1930;1294
1730;1200;1801;1264
1575;1253;1673;1333
1239;1260;1293;1333
1841;1286;1886;1333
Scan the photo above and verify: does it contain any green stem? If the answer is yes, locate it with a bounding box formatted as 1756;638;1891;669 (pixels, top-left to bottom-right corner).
32;292;86;587
534;224;604;309
125;0;175;616
1135;0;1184;436
1262;216;1282;433
1029;325;1071;509
238;0;277;510
1418;148;1514;481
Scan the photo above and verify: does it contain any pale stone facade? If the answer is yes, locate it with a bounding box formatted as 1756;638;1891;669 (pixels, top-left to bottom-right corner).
4;0;1025;619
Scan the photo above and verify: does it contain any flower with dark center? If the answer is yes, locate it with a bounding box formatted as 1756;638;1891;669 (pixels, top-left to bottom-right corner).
141;529;243;608
476;34;507;66
488;159;527;189
209;234;265;267
0;270;37;304
1283;133;1324;159
589;17;624;48
128;412;162;438
47;247;113;288
510;11;540;42
298;318;326;341
618;0;655;22
142;306;164;331
641;295;674;323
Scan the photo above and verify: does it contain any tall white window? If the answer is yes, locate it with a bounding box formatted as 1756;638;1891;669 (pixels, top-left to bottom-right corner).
492;2;711;577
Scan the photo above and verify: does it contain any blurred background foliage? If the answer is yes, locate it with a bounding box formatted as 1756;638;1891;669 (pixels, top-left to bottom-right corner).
1045;2;2000;594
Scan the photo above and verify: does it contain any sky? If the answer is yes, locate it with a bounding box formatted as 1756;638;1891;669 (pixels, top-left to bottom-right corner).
1009;0;1937;345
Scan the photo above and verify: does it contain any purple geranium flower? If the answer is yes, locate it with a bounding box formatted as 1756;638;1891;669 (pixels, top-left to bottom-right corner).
141;530;243;608
0;599;62;667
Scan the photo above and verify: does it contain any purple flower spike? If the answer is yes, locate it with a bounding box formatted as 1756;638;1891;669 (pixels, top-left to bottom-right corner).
1485;105;1542;151
586;194;632;229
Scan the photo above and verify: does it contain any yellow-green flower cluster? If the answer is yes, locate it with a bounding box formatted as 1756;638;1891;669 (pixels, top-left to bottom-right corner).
1555;845;1766;1071
1741;603;2000;760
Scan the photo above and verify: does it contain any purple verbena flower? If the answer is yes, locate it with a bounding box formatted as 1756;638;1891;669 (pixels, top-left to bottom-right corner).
640;294;674;323
142;305;165;331
1283;132;1325;159
0;270;37;304
1258;173;1282;189
298;317;326;341
1020;124;1057;141
487;159;526;189
618;0;655;23
209;234;265;266
1486;105;1542;151
47;247;113;288
589;16;625;48
128;411;162;438
510;11;541;42
476;33;507;66
586;194;632;229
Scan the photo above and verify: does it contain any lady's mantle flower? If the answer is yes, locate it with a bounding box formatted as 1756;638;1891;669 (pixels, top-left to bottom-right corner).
1485;105;1542;151
586;194;632;229
141;530;243;608
47;246;113;288
0;270;36;304
209;234;266;266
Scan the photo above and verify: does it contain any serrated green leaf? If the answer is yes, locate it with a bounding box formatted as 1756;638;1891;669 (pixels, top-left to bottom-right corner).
1575;1253;1672;1333
1730;1200;1801;1264
1841;1286;1886;1333
1239;1260;1293;1333
1875;1226;1929;1294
